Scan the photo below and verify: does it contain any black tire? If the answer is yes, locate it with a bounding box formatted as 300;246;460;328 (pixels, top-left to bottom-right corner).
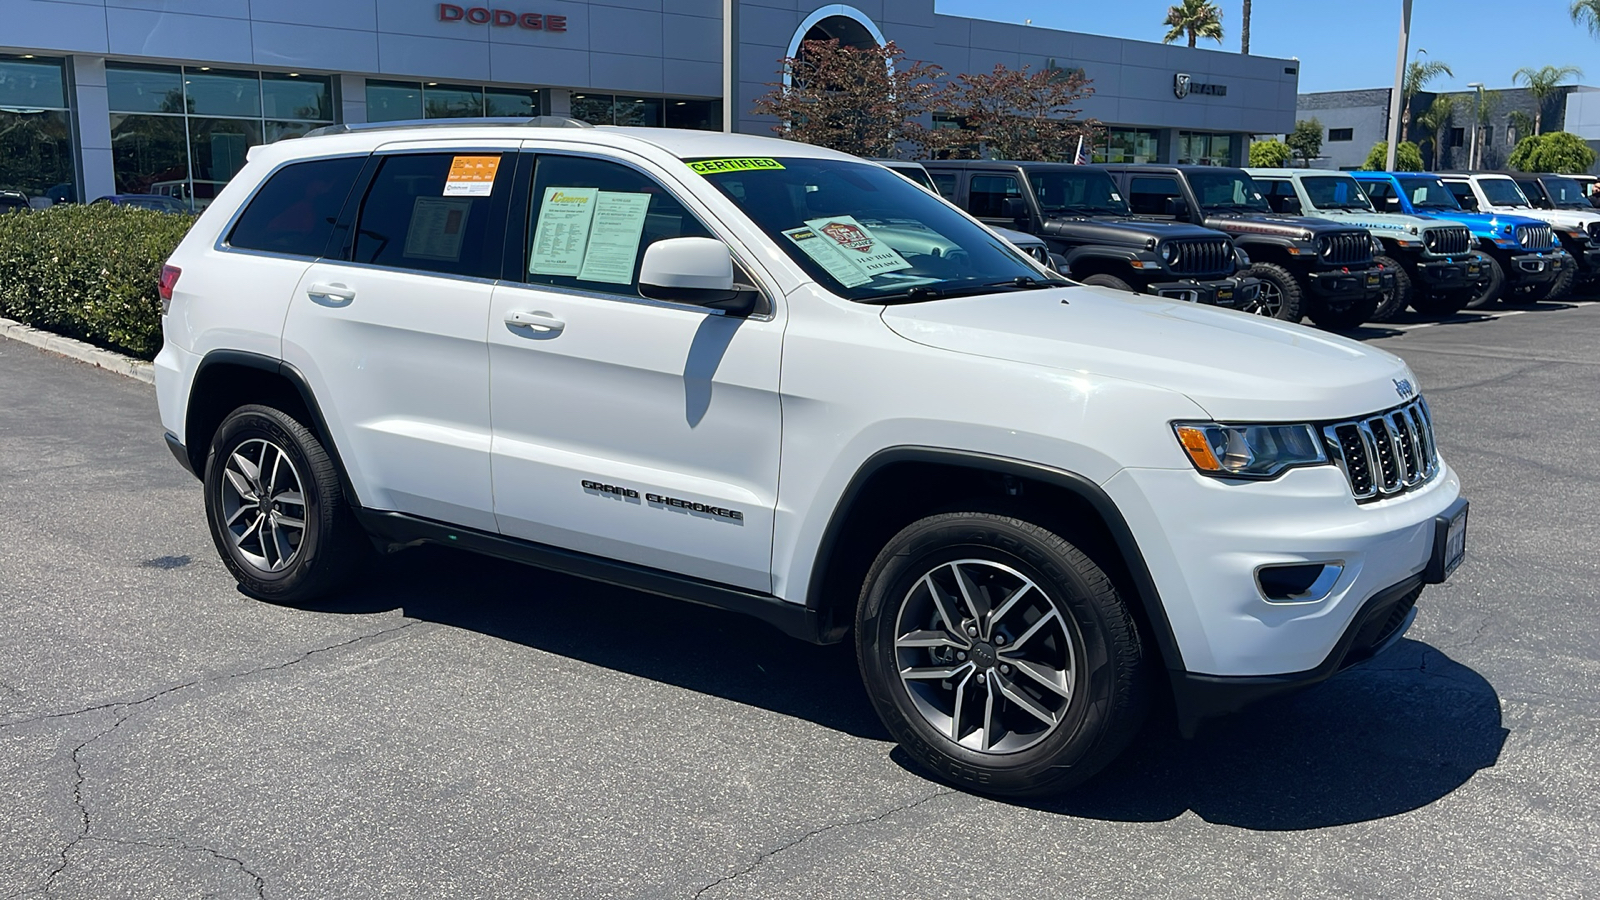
1530;261;1575;302
1464;253;1504;309
1081;273;1137;293
1241;262;1304;322
203;404;368;605
1369;255;1412;322
1409;288;1472;316
1306;286;1382;331
855;512;1151;797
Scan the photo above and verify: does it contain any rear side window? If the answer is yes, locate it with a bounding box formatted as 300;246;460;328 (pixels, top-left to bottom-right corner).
352;152;509;277
968;174;1022;218
1128;176;1183;215
228;156;364;257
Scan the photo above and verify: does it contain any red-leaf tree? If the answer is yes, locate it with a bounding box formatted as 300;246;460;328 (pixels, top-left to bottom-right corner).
939;64;1100;162
750;39;950;159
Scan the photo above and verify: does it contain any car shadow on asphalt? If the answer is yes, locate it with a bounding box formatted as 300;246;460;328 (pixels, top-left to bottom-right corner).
301;546;1505;829
1026;639;1507;830
295;543;893;741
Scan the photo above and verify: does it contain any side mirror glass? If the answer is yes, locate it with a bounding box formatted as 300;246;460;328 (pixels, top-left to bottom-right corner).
638;237;760;316
1164;196;1190;218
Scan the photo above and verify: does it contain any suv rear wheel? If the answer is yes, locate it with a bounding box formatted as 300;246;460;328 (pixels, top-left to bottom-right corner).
856;512;1150;796
203;405;367;604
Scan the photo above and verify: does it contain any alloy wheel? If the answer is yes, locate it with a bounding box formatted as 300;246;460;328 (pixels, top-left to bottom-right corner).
219;438;307;573
893;559;1079;753
1247;280;1283;317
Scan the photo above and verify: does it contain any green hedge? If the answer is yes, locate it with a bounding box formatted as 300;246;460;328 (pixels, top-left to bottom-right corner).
0;204;195;360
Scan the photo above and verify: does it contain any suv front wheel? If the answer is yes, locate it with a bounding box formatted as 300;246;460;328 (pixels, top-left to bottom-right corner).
1241;262;1304;322
856;512;1150;797
203;404;367;605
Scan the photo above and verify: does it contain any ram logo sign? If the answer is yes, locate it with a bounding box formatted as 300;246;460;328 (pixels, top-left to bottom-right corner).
1174;73;1192;99
1174;73;1228;98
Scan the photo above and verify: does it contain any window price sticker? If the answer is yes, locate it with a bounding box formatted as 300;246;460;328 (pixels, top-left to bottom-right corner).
444;156;501;196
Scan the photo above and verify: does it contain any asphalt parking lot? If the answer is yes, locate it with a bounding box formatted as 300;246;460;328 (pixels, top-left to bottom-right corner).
2;300;1598;899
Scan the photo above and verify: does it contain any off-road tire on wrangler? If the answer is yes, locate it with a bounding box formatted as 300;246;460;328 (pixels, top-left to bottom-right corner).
856;512;1151;797
1242;262;1304;322
1529;261;1575;303
1369;255;1412;322
1307;285;1382;331
204;404;368;605
1464;254;1504;309
1080;273;1137;293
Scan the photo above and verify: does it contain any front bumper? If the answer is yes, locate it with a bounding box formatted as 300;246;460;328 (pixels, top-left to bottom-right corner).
1306;265;1390;299
1146;275;1261;310
1501;250;1563;287
1574;246;1600;279
1413;256;1488;294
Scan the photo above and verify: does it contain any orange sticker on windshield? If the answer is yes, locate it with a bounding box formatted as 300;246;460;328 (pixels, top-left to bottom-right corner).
444;156;500;197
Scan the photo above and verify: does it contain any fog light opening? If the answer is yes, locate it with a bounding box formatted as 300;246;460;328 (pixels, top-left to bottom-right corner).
1257;562;1343;603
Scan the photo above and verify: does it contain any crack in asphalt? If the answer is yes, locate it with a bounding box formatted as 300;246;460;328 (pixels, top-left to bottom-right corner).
690;788;958;899
8;621;422;899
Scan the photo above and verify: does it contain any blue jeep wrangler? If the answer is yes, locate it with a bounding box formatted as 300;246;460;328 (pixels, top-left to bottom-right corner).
1352;172;1566;306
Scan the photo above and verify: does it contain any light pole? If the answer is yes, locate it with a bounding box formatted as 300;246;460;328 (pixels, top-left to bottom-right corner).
722;0;739;133
1467;81;1484;169
1384;0;1414;171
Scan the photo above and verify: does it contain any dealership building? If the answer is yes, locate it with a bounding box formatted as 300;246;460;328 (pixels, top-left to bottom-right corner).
1;0;1301;206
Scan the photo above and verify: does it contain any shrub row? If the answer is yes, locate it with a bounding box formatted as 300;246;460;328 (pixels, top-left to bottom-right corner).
0;204;194;360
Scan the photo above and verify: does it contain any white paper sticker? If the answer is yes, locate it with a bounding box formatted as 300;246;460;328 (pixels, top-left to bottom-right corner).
402;196;473;261
802;215;913;276
1110;192;1123;202
577;191;652;284
529;187;598;276
782;225;872;287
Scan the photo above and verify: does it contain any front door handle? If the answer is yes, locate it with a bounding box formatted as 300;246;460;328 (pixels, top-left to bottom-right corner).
307;282;356;304
504;309;565;334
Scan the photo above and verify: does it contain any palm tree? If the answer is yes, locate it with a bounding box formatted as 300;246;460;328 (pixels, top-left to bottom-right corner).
1417;95;1456;170
1512;64;1584;134
1162;0;1224;48
1401;58;1453;141
1242;0;1252;54
1572;0;1600;37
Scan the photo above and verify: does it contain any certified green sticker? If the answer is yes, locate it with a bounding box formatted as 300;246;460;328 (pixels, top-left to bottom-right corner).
687;157;785;174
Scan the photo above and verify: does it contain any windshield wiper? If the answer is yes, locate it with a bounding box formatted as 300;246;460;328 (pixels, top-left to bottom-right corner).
869;277;1072;304
989;276;1073;289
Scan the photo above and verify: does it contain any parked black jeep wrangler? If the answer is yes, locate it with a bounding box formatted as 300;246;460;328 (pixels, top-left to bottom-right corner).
1100;165;1391;329
924;160;1260;309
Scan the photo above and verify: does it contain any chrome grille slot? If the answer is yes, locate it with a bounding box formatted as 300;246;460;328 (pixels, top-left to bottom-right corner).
1424;226;1470;255
1322;397;1438;502
1171;239;1231;276
1320;232;1373;266
1516;224;1555;250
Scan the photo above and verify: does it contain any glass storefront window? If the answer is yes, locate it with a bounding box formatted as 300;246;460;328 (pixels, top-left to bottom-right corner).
571;93;616;125
666;99;721;131
1103;128;1160;164
366;80;423;122
107;63;333;209
1178;132;1235;166
423;83;485;118
0;55;75;202
616;96;663;127
485;88;539;117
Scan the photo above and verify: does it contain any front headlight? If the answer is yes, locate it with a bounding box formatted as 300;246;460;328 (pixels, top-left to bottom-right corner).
1172;422;1327;478
1161;242;1180;264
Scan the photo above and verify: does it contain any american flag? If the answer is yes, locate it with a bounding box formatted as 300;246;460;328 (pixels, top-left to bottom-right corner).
1074;134;1092;165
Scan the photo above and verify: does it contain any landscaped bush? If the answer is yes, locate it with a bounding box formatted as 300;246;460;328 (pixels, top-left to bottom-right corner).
0;203;195;360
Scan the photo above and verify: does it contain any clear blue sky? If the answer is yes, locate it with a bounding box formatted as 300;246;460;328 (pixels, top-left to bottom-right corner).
934;0;1599;94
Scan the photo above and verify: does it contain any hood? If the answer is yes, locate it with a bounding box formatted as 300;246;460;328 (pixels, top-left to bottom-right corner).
1415;209;1547;237
1493;206;1600;230
1308;209;1444;237
880;287;1417;422
1039;216;1224;246
1201;214;1363;238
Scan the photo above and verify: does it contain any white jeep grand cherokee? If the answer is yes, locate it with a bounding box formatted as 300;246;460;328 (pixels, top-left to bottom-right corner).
154;120;1468;796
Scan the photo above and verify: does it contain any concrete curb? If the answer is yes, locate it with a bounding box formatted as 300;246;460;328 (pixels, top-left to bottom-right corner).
0;317;155;385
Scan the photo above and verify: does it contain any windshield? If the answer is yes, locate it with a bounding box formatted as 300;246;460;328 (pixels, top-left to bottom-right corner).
1396;177;1462;210
1188;171;1271;214
1302;176;1374;211
1540;176;1591;209
1480;177;1532;208
692;157;1051;303
1028;169;1130;216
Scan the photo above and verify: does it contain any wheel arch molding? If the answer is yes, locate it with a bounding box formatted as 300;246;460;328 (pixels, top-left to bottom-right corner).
803;446;1185;673
185;350;351;500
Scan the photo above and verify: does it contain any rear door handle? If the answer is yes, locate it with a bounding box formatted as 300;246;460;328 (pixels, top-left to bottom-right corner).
504;309;565;334
307;282;356;303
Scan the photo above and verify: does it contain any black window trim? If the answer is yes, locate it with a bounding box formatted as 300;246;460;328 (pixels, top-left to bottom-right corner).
501;148;777;320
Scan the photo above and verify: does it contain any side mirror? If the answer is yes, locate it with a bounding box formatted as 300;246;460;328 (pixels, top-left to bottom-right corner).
1164;196;1190;218
1279;195;1302;215
1000;196;1031;222
638;237;760;316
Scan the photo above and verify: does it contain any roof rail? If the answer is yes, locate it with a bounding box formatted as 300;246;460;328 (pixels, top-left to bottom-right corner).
302;116;594;138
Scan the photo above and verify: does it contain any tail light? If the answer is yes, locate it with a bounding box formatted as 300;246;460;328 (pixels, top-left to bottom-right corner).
158;264;181;315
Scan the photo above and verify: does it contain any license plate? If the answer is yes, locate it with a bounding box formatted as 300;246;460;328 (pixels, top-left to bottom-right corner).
1217;289;1233;300
1427;500;1469;584
1468;264;1481;275
1366;274;1381;286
